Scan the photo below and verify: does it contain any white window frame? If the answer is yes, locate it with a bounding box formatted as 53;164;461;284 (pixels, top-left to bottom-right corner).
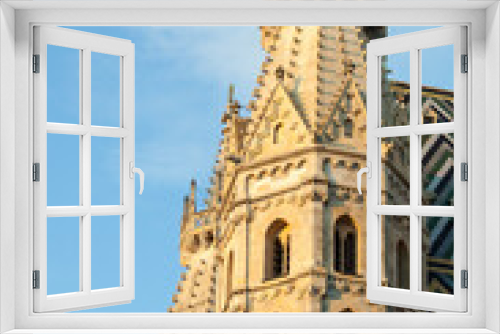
0;1;498;333
33;26;136;313
365;26;467;312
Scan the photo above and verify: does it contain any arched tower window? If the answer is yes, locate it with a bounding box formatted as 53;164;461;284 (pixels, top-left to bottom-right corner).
272;237;284;277
334;215;357;275
344;232;356;275
227;251;234;304
192;234;201;253
265;219;290;280
335;229;342;272
273;123;283;144
396;240;410;289
206;231;214;248
345;118;353;138
286;234;290;275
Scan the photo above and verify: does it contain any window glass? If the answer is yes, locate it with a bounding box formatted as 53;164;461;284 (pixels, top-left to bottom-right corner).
381;216;410;290
47;217;80;295
91;137;121;206
47;133;80;206
421;45;454;124
47;45;80;124
421;217;454;295
381;52;410;127
91;216;121;290
381;136;410;205
422;134;454;206
91;52;121;127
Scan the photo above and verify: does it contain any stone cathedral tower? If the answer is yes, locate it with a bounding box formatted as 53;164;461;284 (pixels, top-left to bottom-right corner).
169;26;454;313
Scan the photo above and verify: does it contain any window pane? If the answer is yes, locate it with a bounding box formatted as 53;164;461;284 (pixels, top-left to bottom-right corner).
381;52;410;127
47;217;80;295
91;215;121;290
91;136;121;205
422;133;454;206
47;45;80;124
421;45;454;124
381;215;410;290
381;136;410;205
47;133;80;206
421;216;454;295
91;52;121;127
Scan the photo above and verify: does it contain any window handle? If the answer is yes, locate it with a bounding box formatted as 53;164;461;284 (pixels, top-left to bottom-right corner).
357;162;371;194
129;162;144;195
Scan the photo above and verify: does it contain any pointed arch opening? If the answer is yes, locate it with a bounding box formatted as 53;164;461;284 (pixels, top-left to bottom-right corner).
344;118;354;138
265;219;291;281
334;215;357;275
344;232;356;275
273;123;283;144
206;231;214;248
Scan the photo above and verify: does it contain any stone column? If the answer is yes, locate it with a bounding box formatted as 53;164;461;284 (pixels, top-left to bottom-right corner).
294;181;326;312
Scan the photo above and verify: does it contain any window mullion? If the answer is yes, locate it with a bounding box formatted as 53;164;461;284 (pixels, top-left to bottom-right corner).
78;48;84;293
119;55;125;287
82;48;92;294
409;47;420;294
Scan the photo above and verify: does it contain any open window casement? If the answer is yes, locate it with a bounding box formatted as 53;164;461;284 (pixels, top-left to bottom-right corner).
33;26;140;312
362;26;467;312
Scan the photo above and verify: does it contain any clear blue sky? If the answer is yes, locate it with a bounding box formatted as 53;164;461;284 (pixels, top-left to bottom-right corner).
386;26;453;90
46;26;451;313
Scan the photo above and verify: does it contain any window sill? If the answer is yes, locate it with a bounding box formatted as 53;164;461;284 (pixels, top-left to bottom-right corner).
4;329;497;334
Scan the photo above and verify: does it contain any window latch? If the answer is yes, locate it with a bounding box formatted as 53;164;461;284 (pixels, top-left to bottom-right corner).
129;161;144;195
357;161;372;194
